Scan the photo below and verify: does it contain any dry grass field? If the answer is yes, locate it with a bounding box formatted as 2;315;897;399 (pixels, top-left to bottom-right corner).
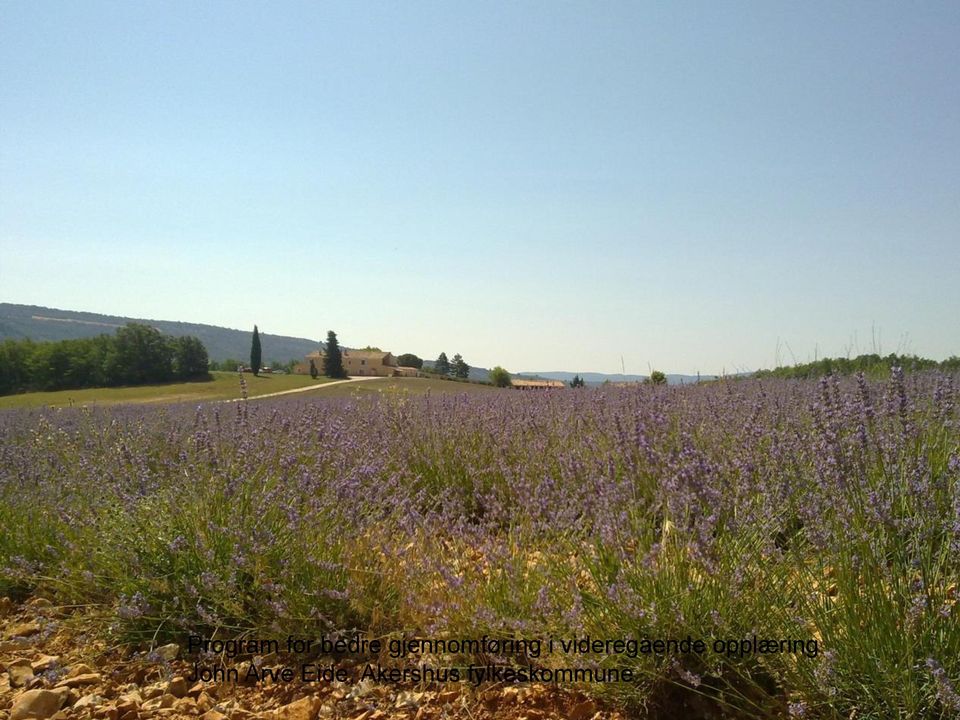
0;374;502;410
0;371;336;409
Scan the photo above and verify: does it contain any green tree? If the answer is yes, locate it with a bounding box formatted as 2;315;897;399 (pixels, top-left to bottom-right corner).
323;331;346;379
250;325;262;377
172;336;210;380
106;323;174;386
397;353;423;369
0;339;34;394
569;374;585;388
58;338;105;389
452;353;470;379
434;352;450;376
27;341;58;391
0;331;208;395
309;359;318;379
489;366;512;388
647;370;667;385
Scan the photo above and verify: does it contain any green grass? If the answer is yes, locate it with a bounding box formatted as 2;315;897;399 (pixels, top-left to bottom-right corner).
299;376;503;398
0;371;339;409
0;374;503;409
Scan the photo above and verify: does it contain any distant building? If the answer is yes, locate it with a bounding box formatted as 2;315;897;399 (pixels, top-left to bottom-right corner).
512;379;566;390
294;349;422;378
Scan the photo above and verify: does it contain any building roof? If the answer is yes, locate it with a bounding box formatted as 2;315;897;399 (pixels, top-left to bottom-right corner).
306;350;393;361
343;350;391;359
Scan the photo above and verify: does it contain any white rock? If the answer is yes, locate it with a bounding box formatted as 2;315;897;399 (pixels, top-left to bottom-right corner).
8;663;35;688
143;682;165;700
346;679;374;699
30;655;60;673
395;690;424;708
166;676;189;698
65;664;94;678
9;689;64;720
74;693;103;710
154;643;181;661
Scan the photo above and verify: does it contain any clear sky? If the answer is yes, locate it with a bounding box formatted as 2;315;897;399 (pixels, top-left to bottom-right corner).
2;1;958;375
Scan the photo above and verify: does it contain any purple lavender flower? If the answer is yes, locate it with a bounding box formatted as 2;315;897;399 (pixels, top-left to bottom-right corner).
927;658;960;713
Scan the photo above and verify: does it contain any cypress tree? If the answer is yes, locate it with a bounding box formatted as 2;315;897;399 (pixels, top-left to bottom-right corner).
324;330;346;379
250;325;262;376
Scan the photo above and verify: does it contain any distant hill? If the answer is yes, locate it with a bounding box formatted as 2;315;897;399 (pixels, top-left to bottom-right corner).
0;303;320;363
2;303;758;384
418;365;710;386
522;371;718;386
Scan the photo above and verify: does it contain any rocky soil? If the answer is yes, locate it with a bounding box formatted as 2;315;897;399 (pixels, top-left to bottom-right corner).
0;597;628;720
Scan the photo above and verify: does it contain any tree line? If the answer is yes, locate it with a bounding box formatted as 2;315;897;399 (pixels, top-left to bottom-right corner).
0;323;210;395
431;351;470;379
753;352;960;380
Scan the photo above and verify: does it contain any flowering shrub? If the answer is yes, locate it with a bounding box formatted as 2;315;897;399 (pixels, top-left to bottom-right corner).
1;371;958;717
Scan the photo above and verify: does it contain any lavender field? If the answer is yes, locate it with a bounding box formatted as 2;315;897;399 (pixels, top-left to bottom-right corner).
2;372;959;718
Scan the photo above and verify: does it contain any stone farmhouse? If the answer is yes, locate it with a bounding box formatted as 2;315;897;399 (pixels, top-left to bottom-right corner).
294;350;421;378
512;379;566;390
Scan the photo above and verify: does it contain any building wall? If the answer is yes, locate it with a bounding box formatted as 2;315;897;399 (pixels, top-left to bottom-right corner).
298;351;403;377
343;353;396;377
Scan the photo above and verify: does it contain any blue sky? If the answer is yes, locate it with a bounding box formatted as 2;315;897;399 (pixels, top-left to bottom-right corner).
2;1;958;374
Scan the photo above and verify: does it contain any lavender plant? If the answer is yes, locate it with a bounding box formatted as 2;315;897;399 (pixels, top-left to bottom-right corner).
1;370;957;718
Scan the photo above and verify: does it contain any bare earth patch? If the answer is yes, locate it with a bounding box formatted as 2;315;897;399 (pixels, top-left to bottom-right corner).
0;597;628;720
